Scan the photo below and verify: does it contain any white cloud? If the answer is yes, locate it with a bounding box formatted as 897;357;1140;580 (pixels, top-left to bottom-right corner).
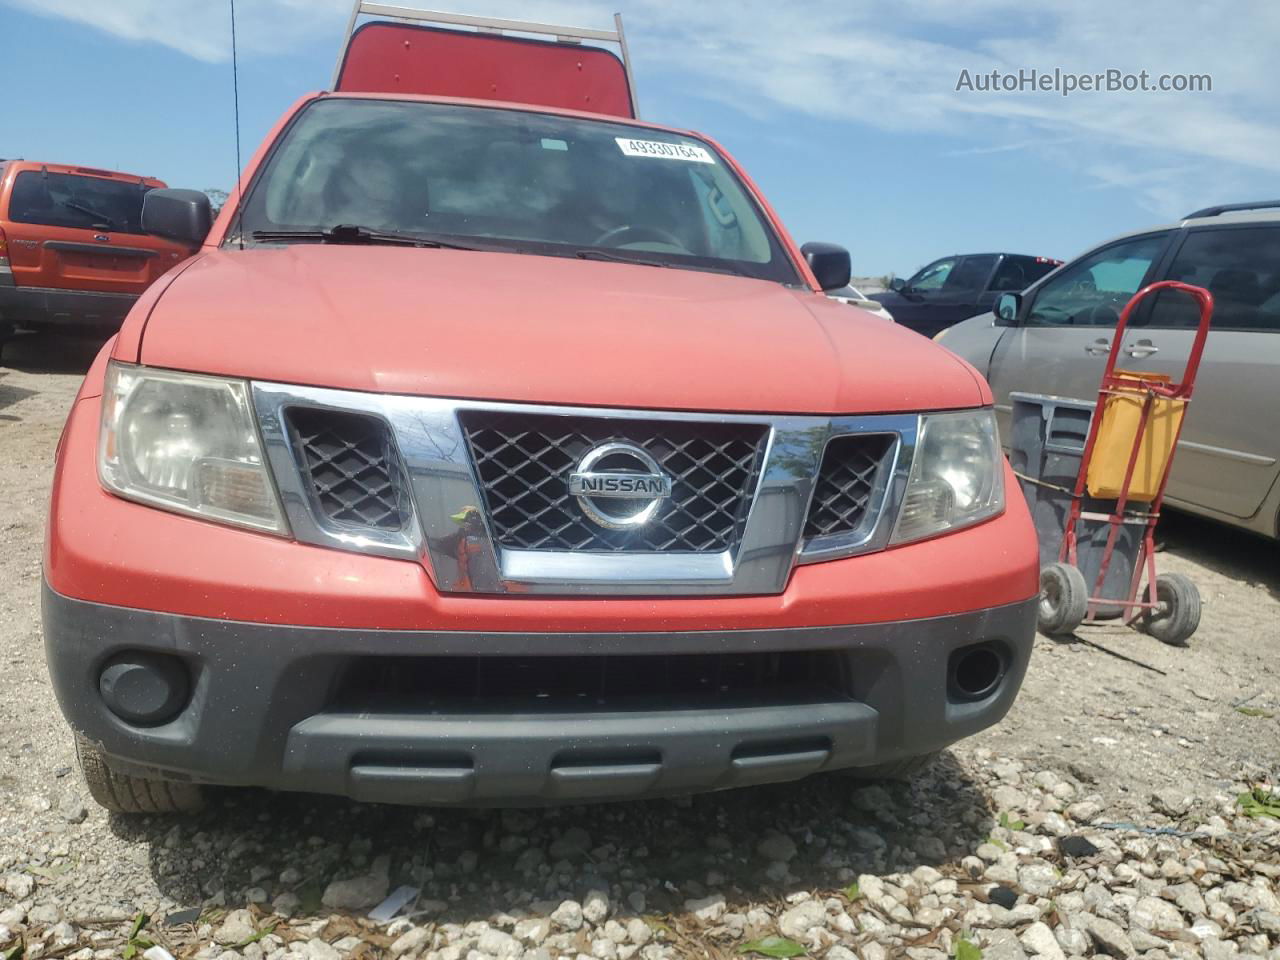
7;0;1278;218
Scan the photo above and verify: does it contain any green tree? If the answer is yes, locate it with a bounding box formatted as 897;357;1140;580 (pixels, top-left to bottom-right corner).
204;188;229;217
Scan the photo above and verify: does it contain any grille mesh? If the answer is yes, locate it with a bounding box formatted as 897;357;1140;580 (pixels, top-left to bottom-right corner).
803;434;896;539
461;412;767;552
288;408;408;530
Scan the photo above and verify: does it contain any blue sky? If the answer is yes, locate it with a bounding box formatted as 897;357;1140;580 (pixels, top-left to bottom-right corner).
3;0;1278;276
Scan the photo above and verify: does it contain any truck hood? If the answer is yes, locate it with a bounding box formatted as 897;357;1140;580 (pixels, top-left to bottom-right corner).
133;246;987;414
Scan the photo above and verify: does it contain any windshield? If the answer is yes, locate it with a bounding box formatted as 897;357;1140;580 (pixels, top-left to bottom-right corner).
233;98;798;283
9;171;150;234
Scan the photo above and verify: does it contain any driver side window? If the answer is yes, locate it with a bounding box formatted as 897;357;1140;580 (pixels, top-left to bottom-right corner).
909;257;957;291
1025;233;1167;327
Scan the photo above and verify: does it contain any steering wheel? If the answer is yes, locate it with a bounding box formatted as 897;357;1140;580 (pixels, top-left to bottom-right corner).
591;224;688;250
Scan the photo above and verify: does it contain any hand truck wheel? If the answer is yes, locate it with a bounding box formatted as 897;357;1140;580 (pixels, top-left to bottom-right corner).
1038;562;1089;636
1141;572;1201;646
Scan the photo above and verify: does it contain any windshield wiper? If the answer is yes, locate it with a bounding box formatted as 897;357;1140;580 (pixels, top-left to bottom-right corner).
251;224;480;250
575;248;670;268
63;199;117;229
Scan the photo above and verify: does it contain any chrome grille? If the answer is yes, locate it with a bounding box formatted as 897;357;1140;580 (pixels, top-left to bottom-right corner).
803;434;896;539
460;412;767;552
287;407;409;530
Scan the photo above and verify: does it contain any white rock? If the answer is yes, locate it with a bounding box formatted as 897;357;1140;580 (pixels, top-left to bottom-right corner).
983;930;1028;960
552;901;584;931
583;890;610;925
683;895;726;924
1202;938;1239;960
514;919;551;945
1191;917;1225;941
1053;925;1088;956
476;929;521;959
1132;896;1185;932
860;944;888;960
1018;864;1059;897
625;919;651;947
391;928;431;956
826;947;858;960
1019;922;1064;960
1082;914;1136;959
1;875;34;899
303;940;341;960
777;901;826;939
1067;801;1103;823
602;921;629;945
591;939;618;960
215;910;258;946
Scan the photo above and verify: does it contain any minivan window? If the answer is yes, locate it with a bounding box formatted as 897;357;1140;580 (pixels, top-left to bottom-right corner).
8;171;150;234
1146;226;1280;331
235;98;798;283
1026;234;1167;327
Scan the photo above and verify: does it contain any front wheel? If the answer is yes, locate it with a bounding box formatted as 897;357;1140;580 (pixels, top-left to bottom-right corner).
75;734;205;815
1141;573;1201;646
1038;562;1089;636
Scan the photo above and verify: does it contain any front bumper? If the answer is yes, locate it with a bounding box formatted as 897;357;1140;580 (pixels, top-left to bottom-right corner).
44;582;1037;805
0;284;136;331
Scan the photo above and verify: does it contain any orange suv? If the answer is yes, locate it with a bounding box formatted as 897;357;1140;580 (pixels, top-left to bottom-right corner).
0;160;195;345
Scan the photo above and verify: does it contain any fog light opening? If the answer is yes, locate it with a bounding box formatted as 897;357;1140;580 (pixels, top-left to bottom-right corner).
949;644;1005;701
98;652;191;726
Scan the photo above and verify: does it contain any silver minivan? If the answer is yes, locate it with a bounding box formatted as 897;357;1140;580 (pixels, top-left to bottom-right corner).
938;202;1280;540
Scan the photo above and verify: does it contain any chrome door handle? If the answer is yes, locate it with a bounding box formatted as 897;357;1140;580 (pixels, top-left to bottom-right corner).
1084;339;1111;355
1125;340;1159;358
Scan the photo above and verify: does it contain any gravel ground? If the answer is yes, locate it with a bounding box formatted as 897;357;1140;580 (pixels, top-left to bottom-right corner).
2;334;1278;960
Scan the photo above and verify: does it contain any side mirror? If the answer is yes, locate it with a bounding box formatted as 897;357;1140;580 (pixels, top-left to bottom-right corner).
994;292;1022;325
800;241;851;292
142;188;213;246
889;276;906;292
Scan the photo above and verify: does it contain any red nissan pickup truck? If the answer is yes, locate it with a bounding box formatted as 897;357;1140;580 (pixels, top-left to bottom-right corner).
43;7;1038;813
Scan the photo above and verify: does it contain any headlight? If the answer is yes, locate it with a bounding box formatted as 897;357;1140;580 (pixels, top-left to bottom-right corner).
98;362;287;534
891;408;1004;544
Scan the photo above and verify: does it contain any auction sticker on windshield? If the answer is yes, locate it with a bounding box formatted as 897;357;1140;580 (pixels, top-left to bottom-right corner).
615;137;715;163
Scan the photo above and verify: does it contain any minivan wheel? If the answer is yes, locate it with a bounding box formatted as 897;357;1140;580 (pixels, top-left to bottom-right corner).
1038;562;1089;636
1141;573;1201;647
74;734;204;814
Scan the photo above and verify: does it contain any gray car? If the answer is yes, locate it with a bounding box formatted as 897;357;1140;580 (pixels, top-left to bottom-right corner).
937;201;1280;540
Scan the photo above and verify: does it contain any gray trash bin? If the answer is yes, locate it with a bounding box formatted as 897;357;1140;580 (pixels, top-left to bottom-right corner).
1009;393;1143;618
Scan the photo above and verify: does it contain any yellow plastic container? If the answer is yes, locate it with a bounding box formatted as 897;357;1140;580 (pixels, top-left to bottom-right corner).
1086;371;1185;502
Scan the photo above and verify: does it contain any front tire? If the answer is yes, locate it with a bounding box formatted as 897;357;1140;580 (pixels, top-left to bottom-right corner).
75;734;205;814
1038;562;1089;636
1141;573;1200;646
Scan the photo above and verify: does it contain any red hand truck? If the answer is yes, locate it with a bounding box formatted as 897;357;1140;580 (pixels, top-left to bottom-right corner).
1037;280;1214;646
